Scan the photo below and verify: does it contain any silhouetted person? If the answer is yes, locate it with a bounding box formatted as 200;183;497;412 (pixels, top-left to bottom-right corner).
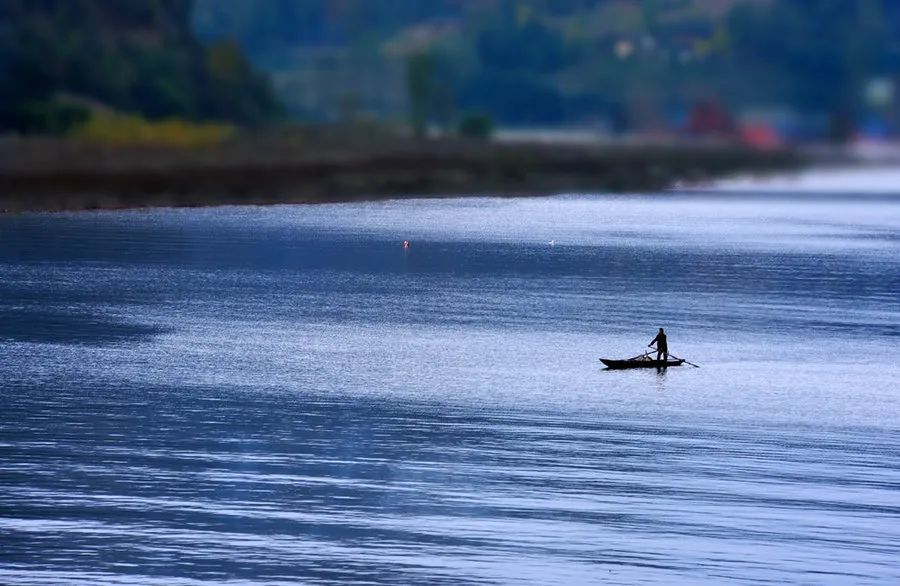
649;328;668;361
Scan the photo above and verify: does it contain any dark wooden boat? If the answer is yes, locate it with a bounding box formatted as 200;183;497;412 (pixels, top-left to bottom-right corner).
600;357;685;369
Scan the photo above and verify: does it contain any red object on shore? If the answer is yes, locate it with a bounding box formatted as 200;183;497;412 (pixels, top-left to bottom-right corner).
740;124;782;150
686;99;734;136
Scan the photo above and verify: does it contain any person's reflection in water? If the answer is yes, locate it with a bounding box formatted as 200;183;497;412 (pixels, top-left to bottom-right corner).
654;364;668;391
649;327;668;361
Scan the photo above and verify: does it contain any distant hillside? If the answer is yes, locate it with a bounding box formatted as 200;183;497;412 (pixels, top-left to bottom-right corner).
193;0;900;133
191;0;754;124
0;0;281;134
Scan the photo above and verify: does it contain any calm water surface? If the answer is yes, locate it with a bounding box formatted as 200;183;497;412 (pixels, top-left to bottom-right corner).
1;190;898;584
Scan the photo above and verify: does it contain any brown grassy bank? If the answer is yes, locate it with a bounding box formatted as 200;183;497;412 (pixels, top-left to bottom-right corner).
0;132;801;213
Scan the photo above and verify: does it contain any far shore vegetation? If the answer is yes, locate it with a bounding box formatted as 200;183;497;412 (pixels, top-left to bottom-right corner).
17;1;891;213
0;126;800;213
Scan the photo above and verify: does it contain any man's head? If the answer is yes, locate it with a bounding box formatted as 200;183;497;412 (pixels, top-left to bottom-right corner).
659;328;664;333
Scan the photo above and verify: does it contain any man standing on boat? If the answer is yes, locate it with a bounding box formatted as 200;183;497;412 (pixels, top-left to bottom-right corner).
649;328;668;361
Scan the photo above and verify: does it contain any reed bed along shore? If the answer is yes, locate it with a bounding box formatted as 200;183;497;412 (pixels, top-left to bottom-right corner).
0;131;800;213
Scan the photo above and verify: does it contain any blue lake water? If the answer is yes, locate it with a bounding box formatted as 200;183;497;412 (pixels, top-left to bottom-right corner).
1;190;899;584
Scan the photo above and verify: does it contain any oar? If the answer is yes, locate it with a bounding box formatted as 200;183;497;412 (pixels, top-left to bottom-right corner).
667;352;700;368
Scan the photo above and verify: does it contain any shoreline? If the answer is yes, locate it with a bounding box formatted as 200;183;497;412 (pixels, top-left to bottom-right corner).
0;136;801;214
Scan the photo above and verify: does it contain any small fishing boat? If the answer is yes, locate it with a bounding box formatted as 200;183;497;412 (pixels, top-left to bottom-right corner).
600;357;684;369
599;348;693;370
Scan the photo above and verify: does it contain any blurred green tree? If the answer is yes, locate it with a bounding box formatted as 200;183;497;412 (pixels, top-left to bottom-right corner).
0;0;281;133
458;111;494;140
